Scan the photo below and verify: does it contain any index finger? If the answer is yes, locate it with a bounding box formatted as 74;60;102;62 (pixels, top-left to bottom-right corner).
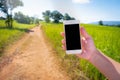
80;27;89;38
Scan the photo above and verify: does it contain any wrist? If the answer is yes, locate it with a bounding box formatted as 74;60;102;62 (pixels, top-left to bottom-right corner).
89;49;100;63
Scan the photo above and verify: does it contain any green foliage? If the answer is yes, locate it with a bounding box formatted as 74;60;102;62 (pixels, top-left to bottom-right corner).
0;0;7;13
63;13;75;20
42;10;75;23
99;20;103;25
41;22;120;80
14;12;40;24
35;19;40;25
42;10;51;23
0;20;35;55
51;10;63;23
7;0;23;10
44;16;50;23
42;10;51;17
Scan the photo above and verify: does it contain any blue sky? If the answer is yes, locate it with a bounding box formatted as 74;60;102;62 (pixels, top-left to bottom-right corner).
1;0;120;23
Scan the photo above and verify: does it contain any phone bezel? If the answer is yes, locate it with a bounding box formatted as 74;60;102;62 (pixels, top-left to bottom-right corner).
63;20;82;54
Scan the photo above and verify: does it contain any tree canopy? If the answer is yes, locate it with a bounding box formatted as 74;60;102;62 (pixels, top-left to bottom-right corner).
6;0;23;11
0;0;7;13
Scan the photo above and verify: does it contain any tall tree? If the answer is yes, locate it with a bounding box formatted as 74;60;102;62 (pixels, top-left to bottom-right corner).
42;10;51;23
99;20;103;25
0;0;23;28
51;10;63;23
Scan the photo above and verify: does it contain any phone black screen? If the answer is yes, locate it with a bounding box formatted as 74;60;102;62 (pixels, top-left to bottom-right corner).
65;24;81;50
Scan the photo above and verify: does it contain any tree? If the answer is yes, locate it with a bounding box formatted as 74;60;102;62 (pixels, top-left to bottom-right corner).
63;13;75;20
42;10;51;23
51;10;63;23
0;0;23;28
99;20;103;25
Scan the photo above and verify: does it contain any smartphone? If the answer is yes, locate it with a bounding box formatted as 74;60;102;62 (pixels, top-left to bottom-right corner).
63;20;82;54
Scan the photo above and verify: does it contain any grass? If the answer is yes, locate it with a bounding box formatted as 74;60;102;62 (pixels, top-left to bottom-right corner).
41;22;120;80
0;20;35;56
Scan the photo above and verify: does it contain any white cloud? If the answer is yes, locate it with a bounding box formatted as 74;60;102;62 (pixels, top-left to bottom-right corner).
72;0;90;4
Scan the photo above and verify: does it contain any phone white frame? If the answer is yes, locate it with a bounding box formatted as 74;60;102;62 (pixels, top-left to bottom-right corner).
63;20;82;54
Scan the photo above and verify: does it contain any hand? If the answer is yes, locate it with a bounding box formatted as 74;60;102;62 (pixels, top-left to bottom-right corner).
61;27;97;61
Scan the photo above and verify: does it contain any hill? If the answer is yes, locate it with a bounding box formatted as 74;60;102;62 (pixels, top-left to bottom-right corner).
91;21;120;25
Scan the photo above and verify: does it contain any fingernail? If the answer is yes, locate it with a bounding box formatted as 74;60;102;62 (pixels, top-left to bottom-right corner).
82;37;87;44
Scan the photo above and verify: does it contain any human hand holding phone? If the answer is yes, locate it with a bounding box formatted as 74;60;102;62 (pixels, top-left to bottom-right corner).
61;26;120;80
61;27;97;60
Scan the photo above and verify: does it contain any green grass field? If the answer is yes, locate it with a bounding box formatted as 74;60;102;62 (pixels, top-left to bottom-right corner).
0;20;35;55
41;22;120;80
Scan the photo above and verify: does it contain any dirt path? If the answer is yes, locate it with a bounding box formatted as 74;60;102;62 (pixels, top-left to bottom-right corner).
0;26;71;80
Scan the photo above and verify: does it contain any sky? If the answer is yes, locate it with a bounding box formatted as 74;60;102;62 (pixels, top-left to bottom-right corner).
1;0;120;23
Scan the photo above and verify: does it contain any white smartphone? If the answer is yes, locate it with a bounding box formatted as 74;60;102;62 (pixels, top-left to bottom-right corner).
63;20;82;54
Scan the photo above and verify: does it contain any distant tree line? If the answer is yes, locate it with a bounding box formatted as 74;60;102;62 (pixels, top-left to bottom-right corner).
42;10;75;23
0;16;6;20
0;0;41;28
98;20;120;27
14;12;40;24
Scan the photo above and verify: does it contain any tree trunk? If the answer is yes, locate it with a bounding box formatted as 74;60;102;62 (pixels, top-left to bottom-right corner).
6;13;10;28
10;10;13;28
10;15;13;28
6;13;13;28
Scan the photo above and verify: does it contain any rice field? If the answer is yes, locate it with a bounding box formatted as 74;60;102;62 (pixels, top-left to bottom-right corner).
41;22;120;80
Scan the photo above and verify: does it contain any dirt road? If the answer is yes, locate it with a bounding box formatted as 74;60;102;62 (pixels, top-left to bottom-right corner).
0;26;71;80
